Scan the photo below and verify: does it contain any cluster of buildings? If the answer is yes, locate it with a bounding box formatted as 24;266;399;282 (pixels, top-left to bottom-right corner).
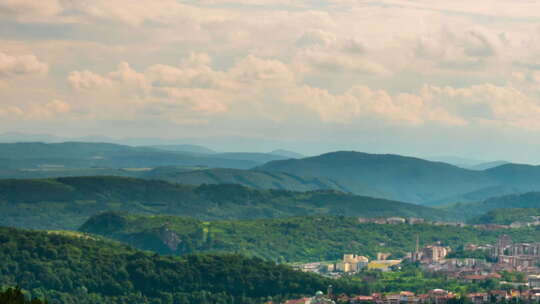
357;217;472;227
283;288;540;304
289;233;540;304
284;290;456;304
328;254;369;273
294;253;402;277
505;216;540;229
357;217;540;230
409;234;540;283
283;290;335;304
414;234;540;275
491;235;540;272
410;236;450;264
295;233;540;280
357;217;426;225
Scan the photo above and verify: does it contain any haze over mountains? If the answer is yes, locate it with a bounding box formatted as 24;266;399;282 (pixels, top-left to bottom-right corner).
425;156;510;171
0;142;291;169
4;138;540;304
2;141;540;206
7;0;540;301
258;151;540;205
0;132;311;155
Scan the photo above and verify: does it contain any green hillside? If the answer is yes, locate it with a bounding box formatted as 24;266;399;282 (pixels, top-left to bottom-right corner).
5;145;540;207
0;176;448;230
443;192;540;220
79;212;540;262
0;166;350;194
141;167;348;192
257;151;540;205
468;208;540;225
257;151;492;204
0;287;47;304
0;226;360;304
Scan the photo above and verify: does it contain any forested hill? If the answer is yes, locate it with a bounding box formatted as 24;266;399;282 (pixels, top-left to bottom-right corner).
0;176;449;230
257;151;540;205
141;167;348;192
467;208;540;225
5;144;540;207
80;212;540;262
0;226;361;304
0;287;47;304
443;192;540;220
0;166;348;194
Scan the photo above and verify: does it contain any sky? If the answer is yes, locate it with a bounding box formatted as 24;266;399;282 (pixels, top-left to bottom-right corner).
2;0;540;162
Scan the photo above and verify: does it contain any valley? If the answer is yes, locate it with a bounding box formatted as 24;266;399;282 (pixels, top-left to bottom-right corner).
3;142;540;304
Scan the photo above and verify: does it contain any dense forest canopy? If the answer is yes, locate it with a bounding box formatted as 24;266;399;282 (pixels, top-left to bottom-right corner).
80;212;540;262
467;208;540;225
0;176;449;230
0;287;47;304
0;226;362;304
443;192;540;219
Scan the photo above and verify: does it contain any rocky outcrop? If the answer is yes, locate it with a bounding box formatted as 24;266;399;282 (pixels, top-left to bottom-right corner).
158;225;182;251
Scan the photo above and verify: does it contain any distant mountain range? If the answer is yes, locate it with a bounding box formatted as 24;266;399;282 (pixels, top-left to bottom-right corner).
257;151;540;205
147;145;305;159
0;132;308;155
2;142;540;206
0;142;293;169
270;149;305;158
148;144;217;154
468;161;510;171
424;156;509;170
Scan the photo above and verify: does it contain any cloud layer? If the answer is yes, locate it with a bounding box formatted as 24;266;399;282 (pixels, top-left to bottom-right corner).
2;0;540;159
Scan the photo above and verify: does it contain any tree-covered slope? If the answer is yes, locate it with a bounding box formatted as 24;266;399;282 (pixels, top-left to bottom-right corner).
0;176;449;230
0;287;47;304
0;166;351;194
468;208;540;225
79;212;540;262
257;151;540;205
257;151;493;204
5;145;540;207
141;167;348;192
442;192;540;220
0;226;359;304
484;164;540;189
